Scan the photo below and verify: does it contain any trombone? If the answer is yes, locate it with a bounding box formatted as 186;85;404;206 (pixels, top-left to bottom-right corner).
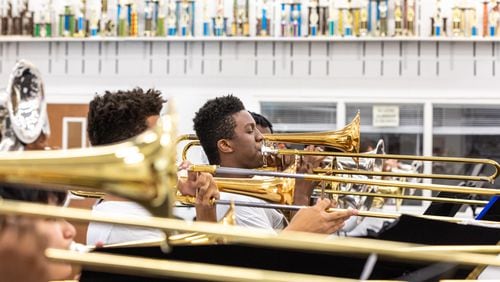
178;111;500;184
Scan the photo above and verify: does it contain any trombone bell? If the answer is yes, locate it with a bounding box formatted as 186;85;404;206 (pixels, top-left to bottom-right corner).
0;106;179;218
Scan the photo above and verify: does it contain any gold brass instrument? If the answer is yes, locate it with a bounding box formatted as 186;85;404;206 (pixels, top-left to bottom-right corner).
0;103;178;218
262;112;361;153
192;165;500;197
178;111;500;183
178;112;361;161
2;199;500;268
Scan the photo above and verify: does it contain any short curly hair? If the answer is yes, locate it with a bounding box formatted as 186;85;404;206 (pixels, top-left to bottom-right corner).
193;95;245;165
87;88;165;146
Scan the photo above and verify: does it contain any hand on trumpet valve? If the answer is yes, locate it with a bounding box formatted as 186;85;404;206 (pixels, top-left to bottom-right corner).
285;198;358;234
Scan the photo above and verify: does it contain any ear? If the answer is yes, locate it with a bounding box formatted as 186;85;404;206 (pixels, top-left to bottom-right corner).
217;139;234;154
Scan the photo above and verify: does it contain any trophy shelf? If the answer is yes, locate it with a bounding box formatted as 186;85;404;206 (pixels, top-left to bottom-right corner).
1;36;500;43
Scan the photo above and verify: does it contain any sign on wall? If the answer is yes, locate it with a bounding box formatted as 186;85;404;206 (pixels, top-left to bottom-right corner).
372;105;400;127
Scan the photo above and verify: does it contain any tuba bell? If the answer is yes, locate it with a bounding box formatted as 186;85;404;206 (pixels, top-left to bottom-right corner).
0;60;50;151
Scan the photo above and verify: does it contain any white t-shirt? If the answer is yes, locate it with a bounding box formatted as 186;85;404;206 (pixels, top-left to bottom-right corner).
86;201;185;246
216;192;286;232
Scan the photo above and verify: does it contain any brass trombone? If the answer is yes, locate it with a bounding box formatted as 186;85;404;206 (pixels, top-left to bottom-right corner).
178;111;500;184
177;112;361;161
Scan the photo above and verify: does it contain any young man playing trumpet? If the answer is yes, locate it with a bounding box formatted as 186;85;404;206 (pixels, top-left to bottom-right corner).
193;95;357;233
86;88;219;245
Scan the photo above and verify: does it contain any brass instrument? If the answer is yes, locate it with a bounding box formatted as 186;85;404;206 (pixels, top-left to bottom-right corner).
192;165;500;197
179;111;500;183
0;102;179;218
2;199;500;268
178;112;361;161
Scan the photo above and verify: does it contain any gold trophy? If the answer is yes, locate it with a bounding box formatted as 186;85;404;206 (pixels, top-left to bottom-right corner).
452;2;462;36
231;0;249;36
406;0;415;36
351;0;361;36
359;0;368;36
394;0;403;36
378;0;388;36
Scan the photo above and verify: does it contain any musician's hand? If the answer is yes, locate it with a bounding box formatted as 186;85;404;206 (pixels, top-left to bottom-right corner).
0;216;49;282
190;172;219;222
297;145;325;174
292;146;325;205
284;199;358;234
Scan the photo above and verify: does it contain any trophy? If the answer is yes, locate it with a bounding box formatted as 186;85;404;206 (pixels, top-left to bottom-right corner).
99;0;115;37
34;0;52;37
130;3;138;36
489;0;500;36
351;0;361;36
116;1;128;36
88;6;99;37
359;0;368;36
74;0;86;37
280;1;288;36
431;0;443;36
471;7;478;36
11;0;21;35
202;0;210;36
144;0;154;36
212;0;227;36
378;0;387;36
328;0;337;36
317;0;329;35
451;2;462;36
291;1;302;36
256;0;271;36
463;4;476;37
394;0;403;36
156;1;166;36
176;0;195;36
405;0;415;36
231;0;249;36
61;2;75;37
343;5;353;36
20;0;32;36
166;0;176;35
309;0;319;36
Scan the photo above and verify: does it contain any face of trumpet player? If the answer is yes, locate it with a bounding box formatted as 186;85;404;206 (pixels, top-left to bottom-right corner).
0;186;79;281
194;95;264;170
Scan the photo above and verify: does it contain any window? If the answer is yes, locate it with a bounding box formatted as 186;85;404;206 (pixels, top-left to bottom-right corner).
261;102;337;132
432;105;500;191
